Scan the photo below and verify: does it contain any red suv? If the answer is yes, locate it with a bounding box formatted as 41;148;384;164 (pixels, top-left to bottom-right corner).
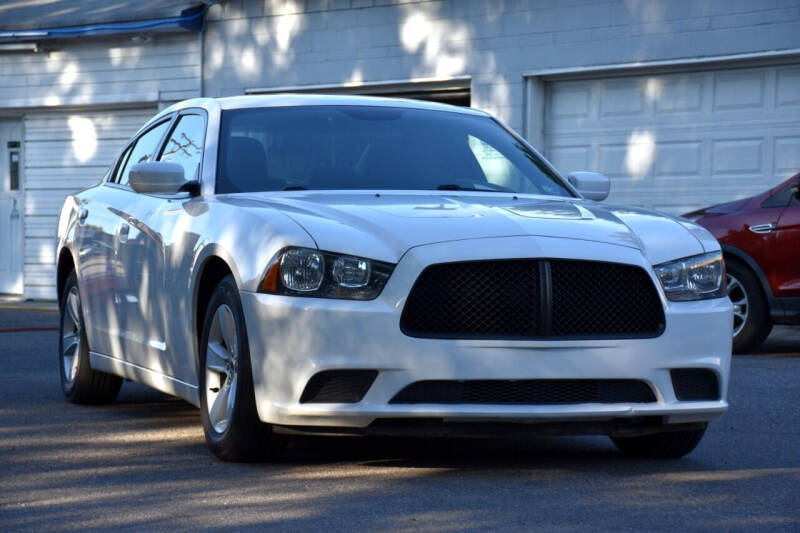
683;173;800;353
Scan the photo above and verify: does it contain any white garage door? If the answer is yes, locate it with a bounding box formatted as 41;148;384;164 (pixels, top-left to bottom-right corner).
23;107;156;299
544;63;800;215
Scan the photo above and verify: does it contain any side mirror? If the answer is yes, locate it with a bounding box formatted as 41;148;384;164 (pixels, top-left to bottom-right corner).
567;171;610;202
129;161;194;195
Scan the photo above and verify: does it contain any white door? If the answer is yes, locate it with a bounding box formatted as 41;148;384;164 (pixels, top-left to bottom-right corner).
0;120;23;295
544;63;800;215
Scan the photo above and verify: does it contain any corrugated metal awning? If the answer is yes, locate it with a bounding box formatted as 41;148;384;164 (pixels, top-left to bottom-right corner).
0;0;209;42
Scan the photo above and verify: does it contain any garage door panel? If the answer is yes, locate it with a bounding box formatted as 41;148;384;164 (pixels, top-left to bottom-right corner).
653;141;702;179
599;78;645;117
776;67;800;108
547;145;590;176
775;136;800;176
548;83;591;120
543;63;800;214
655;75;704;114
713;70;766;111
711;139;764;176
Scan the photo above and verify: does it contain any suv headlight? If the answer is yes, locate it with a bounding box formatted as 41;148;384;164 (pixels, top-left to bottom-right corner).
654;252;726;301
259;247;394;300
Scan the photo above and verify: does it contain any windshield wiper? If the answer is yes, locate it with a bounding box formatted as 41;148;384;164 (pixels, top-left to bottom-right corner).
437;183;476;191
436;183;512;193
283;185;308;191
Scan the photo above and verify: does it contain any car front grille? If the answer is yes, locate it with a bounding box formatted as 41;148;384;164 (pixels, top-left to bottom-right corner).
389;379;657;404
400;259;665;340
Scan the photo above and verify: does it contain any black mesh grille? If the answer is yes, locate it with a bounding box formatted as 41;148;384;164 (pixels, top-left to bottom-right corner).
400;259;664;339
389;379;656;404
671;369;720;401
549;260;665;337
299;370;378;403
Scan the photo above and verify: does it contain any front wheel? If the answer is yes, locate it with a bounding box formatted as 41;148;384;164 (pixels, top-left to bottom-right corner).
726;258;772;354
59;271;122;404
610;424;707;458
198;275;283;462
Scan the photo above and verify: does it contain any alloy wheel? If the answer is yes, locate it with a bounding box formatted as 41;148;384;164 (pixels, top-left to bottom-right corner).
205;304;239;434
727;273;748;338
61;286;82;384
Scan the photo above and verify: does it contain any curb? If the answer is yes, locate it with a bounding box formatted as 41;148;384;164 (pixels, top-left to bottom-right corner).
0;326;59;333
0;305;58;311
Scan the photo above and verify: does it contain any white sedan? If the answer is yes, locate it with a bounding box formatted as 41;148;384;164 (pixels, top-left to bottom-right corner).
56;95;732;461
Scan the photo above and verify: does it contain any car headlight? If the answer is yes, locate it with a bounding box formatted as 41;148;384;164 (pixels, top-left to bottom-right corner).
654;252;726;301
259;247;394;300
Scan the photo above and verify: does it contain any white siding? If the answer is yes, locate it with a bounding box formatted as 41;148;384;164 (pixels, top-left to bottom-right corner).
1;34;201;299
544;64;800;215
0;36;200;108
22;108;157;299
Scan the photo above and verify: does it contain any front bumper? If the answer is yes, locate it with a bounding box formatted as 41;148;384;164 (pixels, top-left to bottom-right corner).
241;236;732;430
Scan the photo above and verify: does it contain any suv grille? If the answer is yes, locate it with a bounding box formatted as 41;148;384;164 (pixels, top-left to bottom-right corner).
400;259;664;339
389;379;657;404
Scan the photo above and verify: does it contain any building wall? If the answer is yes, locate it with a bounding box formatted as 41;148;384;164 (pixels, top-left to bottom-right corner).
0;35;201;298
203;0;800;132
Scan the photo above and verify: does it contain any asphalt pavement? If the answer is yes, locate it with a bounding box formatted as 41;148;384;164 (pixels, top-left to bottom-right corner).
0;308;798;532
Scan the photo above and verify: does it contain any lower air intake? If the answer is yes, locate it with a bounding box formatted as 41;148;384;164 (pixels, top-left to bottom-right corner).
671;369;720;401
300;370;378;403
389;379;656;404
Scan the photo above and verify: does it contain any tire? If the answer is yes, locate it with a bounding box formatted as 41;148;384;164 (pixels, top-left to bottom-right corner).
59;271;122;404
610;424;707;458
726;258;772;354
198;275;283;462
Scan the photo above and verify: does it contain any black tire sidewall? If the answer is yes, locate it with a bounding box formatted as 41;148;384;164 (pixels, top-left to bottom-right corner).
726;258;771;353
198;275;267;457
59;271;88;398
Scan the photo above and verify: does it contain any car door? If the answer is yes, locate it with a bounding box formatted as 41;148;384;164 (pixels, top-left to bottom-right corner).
116;111;206;377
82;119;173;362
772;177;800;298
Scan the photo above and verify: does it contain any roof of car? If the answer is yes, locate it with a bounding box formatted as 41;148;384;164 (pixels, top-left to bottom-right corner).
149;94;490;127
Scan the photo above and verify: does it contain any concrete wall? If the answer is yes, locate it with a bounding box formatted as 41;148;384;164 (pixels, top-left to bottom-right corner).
203;0;800;132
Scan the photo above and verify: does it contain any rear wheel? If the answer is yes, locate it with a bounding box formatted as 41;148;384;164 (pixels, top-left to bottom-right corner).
610;425;707;458
59;271;122;404
726;258;771;354
198;275;283;462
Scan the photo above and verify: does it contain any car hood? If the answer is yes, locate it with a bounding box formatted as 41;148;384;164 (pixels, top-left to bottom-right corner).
231;191;712;265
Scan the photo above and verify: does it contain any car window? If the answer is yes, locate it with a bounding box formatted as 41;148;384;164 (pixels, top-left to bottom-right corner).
216;106;574;196
110;144;133;183
468;135;538;193
158;114;205;181
762;180;800;208
117;120;171;186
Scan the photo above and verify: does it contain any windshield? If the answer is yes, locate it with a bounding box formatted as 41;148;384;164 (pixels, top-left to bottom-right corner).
216;105;573;197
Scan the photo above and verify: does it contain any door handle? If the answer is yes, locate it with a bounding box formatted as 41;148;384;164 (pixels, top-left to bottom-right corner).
118;222;130;242
748;223;774;234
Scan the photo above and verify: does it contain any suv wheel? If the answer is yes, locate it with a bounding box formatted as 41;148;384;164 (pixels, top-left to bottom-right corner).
726;258;771;354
